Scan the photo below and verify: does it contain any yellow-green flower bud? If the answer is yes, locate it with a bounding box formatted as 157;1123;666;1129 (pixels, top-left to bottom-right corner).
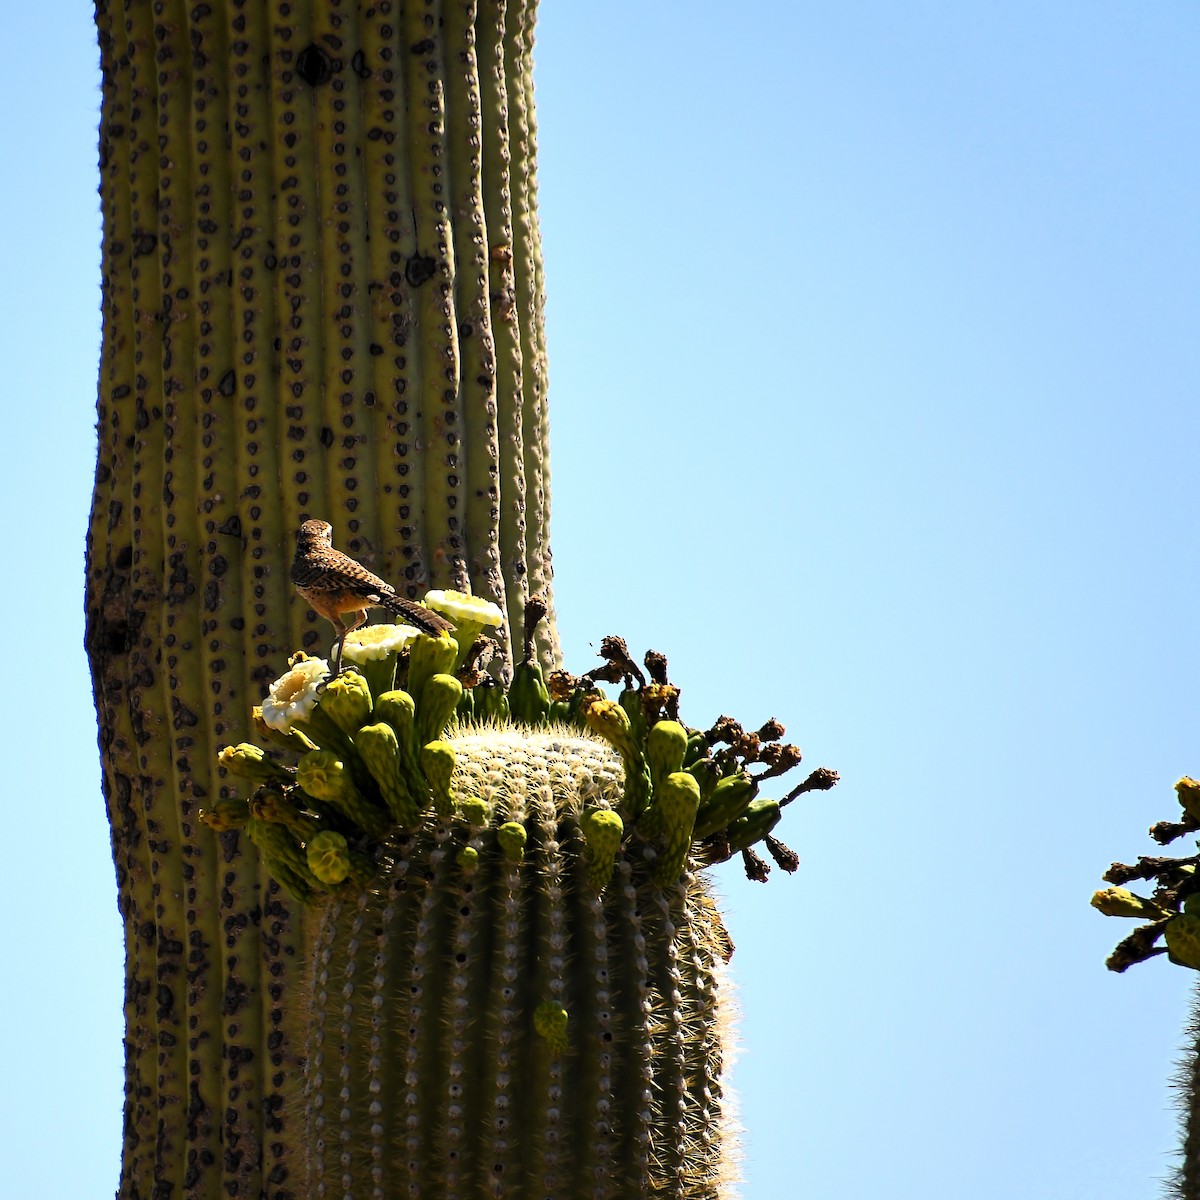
584;698;637;759
509;657;551;726
645;720;688;791
476;678;510;723
1165;913;1200;970
297;749;350;801
1178;777;1200;824
375;689;417;741
248;787;319;841
639;772;700;885
297;749;389;838
218;743;293;785
420;740;457;818
247;816;321;898
456;844;480;874
408;632;458;704
618;685;648;744
307;830;352;885
316;670;373;737
353;722;423;829
457;796;489;828
1090;887;1166;920
583;696;650;814
582;808;624;891
533;1001;569;1055
725;798;783;854
199;797;250;832
497;821;527;863
419;672;463;745
693;772;755;839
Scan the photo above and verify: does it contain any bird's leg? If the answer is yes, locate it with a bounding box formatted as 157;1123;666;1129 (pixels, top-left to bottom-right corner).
330;610;368;680
328;614;350;680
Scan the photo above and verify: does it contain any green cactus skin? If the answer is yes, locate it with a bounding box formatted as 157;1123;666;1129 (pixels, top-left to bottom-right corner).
408;632;460;707
725;798;783;854
301;730;735;1199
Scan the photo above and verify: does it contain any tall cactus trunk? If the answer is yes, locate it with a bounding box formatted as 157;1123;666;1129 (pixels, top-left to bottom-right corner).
86;1;558;1195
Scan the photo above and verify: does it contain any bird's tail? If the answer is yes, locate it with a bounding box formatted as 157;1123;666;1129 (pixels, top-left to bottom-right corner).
377;592;455;637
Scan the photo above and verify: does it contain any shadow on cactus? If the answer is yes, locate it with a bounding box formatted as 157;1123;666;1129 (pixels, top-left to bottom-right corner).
205;593;838;1198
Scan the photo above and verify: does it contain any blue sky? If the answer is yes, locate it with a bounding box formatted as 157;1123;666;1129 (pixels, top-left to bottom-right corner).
2;2;1198;1196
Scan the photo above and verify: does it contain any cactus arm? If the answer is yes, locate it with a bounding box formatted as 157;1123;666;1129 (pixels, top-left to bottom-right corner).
646;880;692;1191
407;825;457;1183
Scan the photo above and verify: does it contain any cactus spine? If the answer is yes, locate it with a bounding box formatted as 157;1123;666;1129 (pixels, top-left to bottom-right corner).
87;2;561;1195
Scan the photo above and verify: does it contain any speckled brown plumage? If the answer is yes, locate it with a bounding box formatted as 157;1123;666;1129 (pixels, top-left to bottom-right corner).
291;519;454;674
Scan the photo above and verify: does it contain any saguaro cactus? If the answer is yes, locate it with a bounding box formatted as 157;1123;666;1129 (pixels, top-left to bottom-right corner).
85;2;836;1197
87;2;559;1195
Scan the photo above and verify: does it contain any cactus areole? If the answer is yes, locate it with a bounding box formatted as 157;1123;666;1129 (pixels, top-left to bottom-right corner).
85;1;837;1197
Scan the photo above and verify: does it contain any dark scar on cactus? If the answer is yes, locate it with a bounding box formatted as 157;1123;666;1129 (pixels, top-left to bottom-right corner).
1094;777;1200;972
203;592;838;901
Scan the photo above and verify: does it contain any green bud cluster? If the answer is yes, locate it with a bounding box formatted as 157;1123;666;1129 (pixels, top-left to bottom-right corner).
1093;776;1200;973
217;631;832;900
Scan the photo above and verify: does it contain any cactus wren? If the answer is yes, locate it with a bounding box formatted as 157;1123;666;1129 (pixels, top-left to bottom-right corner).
290;519;454;676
